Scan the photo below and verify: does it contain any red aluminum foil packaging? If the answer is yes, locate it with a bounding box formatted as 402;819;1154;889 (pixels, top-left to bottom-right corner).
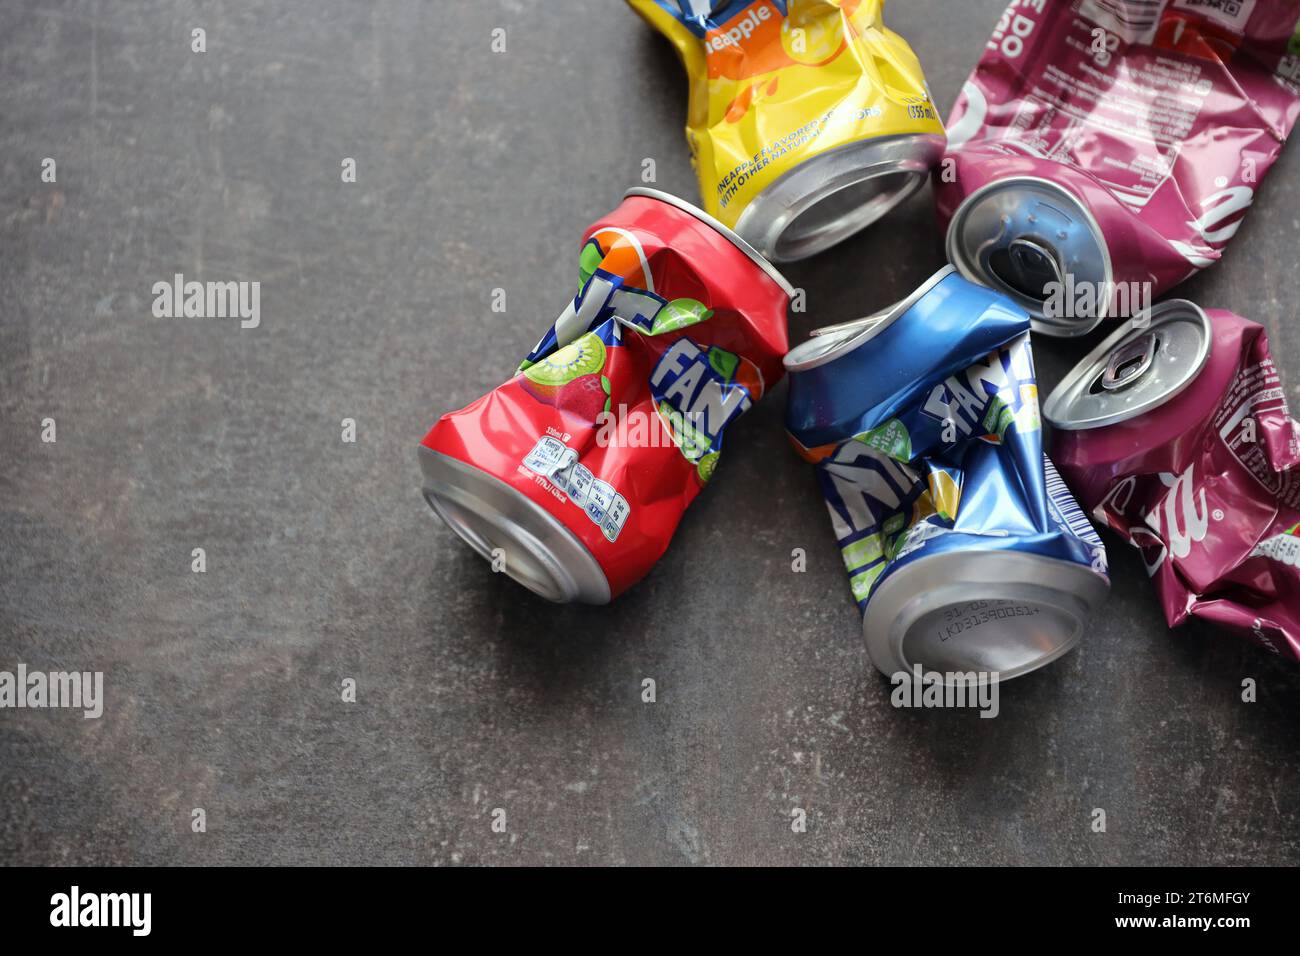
1045;303;1300;661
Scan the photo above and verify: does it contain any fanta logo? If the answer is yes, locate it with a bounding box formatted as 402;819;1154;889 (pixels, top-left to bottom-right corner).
650;339;752;452
822;442;919;538
575;271;665;334
920;336;1036;439
1096;472;1196;576
1171;186;1256;269
946;80;988;148
1130;525;1168;577
522;229;663;370
987;5;1038;59
576;229;665;332
1097;474;1137;518
705;3;774;53
583;228;652;291
1146;465;1210;561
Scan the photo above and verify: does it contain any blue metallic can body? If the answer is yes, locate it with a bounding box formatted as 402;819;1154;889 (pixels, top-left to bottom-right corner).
784;266;1109;681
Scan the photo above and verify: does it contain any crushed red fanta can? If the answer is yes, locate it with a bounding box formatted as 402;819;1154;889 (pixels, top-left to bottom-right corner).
1044;301;1300;662
785;266;1109;683
419;188;793;604
936;0;1300;336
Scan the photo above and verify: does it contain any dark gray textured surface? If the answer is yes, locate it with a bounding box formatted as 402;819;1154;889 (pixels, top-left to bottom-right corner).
2;0;1298;866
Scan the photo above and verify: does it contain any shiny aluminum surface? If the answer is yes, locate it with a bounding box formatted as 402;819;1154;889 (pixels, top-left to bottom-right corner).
1043;301;1213;431
946;175;1112;336
420;447;611;605
736;133;946;264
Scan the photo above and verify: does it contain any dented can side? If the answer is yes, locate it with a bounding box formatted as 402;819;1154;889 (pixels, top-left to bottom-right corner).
421;189;792;603
785;267;1109;682
1047;306;1300;662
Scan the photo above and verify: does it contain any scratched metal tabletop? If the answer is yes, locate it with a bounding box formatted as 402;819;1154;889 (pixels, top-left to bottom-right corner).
2;0;1297;865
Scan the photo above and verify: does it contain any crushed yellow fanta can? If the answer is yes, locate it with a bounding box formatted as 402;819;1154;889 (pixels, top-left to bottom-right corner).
626;0;946;262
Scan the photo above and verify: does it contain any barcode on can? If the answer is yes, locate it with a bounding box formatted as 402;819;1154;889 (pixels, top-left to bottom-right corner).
1044;455;1104;546
1172;0;1255;32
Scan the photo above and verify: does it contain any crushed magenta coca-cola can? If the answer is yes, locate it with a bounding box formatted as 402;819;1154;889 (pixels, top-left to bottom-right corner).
419;188;793;604
936;0;1300;336
1044;301;1300;662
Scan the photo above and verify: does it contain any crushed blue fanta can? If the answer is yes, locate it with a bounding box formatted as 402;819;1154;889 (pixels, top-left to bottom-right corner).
784;266;1109;684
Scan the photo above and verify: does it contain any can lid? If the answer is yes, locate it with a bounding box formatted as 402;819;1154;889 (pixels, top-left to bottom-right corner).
623;187;796;299
946;176;1111;337
782;265;956;373
1042;300;1212;431
732;133;945;263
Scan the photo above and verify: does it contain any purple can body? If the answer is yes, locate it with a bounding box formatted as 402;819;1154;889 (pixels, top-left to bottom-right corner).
1047;306;1300;663
936;0;1300;330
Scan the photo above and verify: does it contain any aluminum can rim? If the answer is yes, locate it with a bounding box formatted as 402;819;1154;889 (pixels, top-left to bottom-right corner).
623;187;796;299
1042;299;1213;431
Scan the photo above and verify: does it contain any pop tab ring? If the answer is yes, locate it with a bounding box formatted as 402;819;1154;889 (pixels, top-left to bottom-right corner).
1043;300;1213;431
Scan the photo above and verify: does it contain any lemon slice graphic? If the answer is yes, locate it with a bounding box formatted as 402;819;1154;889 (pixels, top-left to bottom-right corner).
652;298;713;335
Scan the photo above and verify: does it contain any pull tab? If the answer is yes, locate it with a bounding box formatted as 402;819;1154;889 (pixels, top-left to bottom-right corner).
992;237;1064;300
809;310;888;338
1102;331;1157;391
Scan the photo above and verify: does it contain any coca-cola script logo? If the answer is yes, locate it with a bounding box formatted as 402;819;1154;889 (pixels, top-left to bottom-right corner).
1098;465;1211;575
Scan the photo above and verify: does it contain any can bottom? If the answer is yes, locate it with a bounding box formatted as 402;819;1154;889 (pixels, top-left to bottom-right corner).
862;551;1108;684
736;134;946;263
419;447;612;605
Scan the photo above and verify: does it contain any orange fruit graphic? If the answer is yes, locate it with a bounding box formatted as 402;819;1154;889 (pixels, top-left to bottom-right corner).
733;355;766;402
585;228;651;291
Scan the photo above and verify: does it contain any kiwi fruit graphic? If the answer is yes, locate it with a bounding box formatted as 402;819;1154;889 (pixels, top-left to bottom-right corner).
696;451;720;484
523;333;607;387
